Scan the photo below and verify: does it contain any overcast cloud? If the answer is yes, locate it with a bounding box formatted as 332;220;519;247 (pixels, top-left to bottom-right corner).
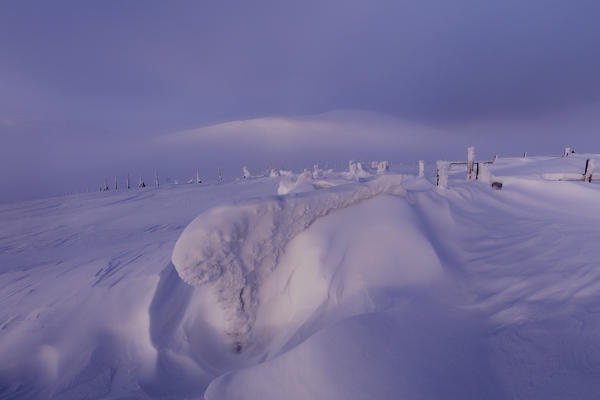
1;0;599;202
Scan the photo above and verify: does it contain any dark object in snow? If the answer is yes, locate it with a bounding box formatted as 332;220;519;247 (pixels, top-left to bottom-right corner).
491;181;503;190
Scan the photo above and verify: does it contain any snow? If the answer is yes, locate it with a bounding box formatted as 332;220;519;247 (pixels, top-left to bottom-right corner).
171;175;404;346
2;154;600;398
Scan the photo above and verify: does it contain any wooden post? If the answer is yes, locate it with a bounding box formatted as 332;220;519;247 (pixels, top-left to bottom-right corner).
418;160;425;177
467;146;475;181
523;151;527;158
436;161;448;188
584;159;594;182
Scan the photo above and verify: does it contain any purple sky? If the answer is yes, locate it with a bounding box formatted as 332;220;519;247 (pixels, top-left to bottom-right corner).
2;1;600;202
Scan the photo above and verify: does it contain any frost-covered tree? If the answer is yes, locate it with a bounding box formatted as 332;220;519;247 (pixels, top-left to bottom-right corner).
377;161;389;174
312;164;322;179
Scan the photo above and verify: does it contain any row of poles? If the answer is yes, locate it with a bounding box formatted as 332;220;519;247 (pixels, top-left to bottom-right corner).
100;169;223;192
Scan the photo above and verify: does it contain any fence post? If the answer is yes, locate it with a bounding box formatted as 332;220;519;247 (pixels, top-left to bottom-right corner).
584;159;594;182
467;146;475;181
523;151;527;158
418;160;425;177
437;161;448;189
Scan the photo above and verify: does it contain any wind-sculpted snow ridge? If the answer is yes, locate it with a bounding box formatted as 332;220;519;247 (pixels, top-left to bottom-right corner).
171;175;405;348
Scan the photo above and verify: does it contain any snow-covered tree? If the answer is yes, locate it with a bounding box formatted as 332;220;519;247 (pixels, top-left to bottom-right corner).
377;161;389;174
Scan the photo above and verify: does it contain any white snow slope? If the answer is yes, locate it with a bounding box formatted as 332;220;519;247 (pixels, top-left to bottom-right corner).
1;154;600;399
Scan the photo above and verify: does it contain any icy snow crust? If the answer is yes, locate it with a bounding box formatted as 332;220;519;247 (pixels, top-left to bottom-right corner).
2;154;600;398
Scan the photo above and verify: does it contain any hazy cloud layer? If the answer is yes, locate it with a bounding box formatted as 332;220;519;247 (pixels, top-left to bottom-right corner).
1;1;599;201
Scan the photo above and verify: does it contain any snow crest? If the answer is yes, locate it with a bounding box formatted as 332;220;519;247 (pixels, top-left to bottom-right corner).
171;175;404;344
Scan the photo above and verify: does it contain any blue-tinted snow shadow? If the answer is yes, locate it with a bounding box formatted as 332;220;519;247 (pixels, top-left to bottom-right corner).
140;262;211;398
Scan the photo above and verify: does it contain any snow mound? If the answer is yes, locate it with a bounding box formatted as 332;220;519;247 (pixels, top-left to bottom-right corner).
171;175;404;346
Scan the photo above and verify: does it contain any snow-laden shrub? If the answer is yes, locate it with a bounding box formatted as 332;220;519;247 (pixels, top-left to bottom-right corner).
377;161;389;174
346;160;371;180
312;164;323;179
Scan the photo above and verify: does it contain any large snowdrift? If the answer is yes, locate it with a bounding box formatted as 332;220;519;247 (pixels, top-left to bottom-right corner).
171;175;404;348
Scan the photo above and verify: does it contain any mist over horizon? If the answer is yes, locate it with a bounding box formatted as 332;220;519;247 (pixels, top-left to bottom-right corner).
2;0;599;202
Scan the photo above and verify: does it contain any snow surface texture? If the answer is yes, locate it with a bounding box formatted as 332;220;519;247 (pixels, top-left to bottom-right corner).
2;154;600;399
171;175;405;347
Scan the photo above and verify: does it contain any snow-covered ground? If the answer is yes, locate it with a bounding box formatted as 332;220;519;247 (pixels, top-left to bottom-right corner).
1;154;600;399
